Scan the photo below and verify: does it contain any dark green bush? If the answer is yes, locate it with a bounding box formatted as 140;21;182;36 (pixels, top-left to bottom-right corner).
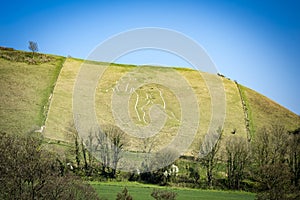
116;187;133;200
151;189;177;200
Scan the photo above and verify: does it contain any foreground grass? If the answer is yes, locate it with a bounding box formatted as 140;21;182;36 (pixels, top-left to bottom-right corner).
90;181;255;200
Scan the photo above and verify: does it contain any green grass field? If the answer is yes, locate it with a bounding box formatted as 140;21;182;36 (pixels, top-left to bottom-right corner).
90;181;255;200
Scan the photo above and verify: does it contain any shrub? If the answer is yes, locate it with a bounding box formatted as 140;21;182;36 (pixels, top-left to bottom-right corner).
116;187;133;200
151;189;177;200
0;49;53;64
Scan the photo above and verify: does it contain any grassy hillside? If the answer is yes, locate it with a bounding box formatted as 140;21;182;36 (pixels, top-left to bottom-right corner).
240;85;300;133
43;58;250;155
43;57;299;156
1;49;299;154
0;49;65;134
44;58;82;141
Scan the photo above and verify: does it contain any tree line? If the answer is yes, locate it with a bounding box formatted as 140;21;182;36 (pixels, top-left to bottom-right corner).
199;125;300;200
1;122;299;200
69;122;300;200
0;132;100;200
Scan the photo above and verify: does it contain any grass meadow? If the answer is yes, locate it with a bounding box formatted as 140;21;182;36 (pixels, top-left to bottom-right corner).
90;181;255;200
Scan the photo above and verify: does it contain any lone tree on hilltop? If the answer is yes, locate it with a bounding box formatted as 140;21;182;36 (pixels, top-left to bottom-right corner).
28;41;38;58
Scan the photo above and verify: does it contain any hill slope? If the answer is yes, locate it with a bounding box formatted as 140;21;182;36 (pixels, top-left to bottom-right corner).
44;58;299;154
0;49;299;155
0;49;64;134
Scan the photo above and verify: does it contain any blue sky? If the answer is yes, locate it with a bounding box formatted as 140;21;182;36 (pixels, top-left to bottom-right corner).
0;0;299;114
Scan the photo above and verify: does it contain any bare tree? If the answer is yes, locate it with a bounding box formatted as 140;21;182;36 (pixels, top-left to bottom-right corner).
152;148;179;171
141;137;157;172
140;147;179;185
252;124;292;200
93;124;125;178
74;133;81;168
199;127;223;188
287;128;300;188
83;131;95;176
0;133;100;200
28;41;38;58
81;139;88;172
252;125;287;168
226;136;249;190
